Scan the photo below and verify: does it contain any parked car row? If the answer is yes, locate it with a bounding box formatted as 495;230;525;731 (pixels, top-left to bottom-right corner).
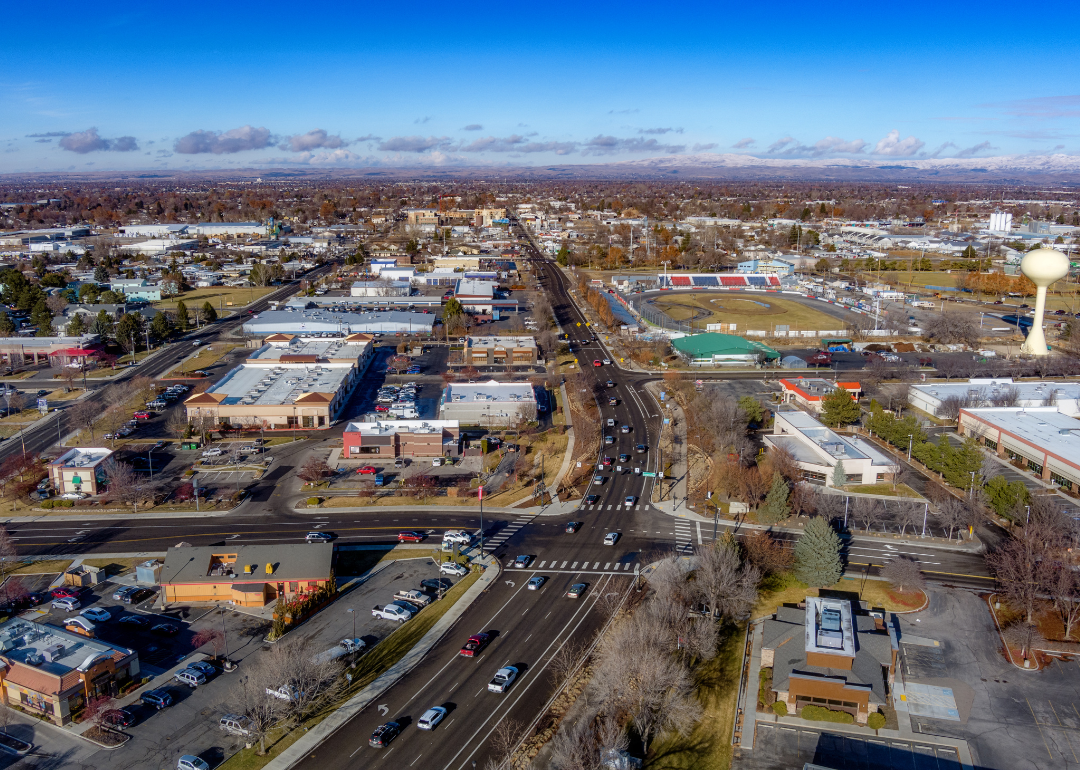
147;384;190;410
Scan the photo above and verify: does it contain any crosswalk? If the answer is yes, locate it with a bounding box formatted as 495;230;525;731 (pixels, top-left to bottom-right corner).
579;504;643;512
522;558;640;575
480;515;534;550
674;519;694;554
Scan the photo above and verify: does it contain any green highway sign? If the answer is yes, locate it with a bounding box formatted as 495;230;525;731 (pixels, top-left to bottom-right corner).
642;472;656;477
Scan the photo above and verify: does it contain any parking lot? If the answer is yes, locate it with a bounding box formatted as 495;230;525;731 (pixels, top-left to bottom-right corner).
0;552;465;770
742;723;963;770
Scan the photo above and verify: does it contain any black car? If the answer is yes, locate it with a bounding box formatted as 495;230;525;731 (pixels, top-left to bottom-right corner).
102;707;138;728
421;578;453;593
117;615;149;628
369;721;401;748
124;588;154;605
151;623;180;636
584;494;598;504
565;522;581;533
634;445;647;454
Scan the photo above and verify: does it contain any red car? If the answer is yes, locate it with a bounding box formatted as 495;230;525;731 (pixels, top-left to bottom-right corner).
459;632;491;657
51;587;78;600
397;531;425;543
592;360;602;367
357;466;377;475
374;404;390;412
133;411;151;420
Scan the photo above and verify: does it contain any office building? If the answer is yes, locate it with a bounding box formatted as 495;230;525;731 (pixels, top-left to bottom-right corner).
342;419;461;458
909;379;1080;418
958;406;1080;491
439;380;537;425
764;409;897;485
242;308;434;336
464;336;537;367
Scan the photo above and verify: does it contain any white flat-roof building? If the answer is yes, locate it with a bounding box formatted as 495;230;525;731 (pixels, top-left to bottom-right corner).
117;224;190;238
117;239;198;255
342;419;461;459
350;280;410;297
909;379;1080;418
958;407;1080;491
188;222;269;238
185;334;372;431
764;408;898;486
48;448;113;496
242;309;434;336
439;380;537;426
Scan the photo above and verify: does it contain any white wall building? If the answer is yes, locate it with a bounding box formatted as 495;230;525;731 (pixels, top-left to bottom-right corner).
908;379;1080;418
764;409;898;486
439;380;537;426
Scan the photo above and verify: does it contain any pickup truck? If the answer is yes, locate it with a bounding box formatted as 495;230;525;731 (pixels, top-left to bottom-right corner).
313;638;366;664
372;605;412;623
265;685;302;701
393;589;432;607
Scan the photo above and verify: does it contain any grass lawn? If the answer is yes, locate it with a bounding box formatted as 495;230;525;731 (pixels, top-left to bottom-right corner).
752;572;926;621
645;624;744;770
839;483;922;498
650;293;843;332
5;559;73;576
164;342;244;377
152;286;277;314
218;571;480;770
484;430;569;506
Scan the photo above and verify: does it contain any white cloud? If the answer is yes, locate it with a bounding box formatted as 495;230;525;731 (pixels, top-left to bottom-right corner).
873;129;925;157
280;129;347;153
174;125;273;154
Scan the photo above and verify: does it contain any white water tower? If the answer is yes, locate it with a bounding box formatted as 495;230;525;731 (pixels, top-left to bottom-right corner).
1019;247;1070;356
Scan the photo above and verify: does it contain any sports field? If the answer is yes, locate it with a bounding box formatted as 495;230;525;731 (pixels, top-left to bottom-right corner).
152;286;277;314
650;293;846;331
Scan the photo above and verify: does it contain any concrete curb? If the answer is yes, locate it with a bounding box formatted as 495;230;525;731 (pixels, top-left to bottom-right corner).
264;555;500;770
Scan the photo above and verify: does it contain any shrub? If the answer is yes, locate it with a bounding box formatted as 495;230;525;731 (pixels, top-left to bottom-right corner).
867;712;886;730
60;500;74;508
307;497;321;506
800;705;854;723
771;701;788;717
40;500;54;509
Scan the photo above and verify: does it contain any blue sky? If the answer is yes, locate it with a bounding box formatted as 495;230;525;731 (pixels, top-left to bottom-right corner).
3;0;1079;173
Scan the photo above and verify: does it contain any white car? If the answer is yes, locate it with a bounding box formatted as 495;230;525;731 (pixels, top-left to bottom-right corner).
177;757;210;770
60;492;87;500
339;638;365;654
443;530;471;545
80;607;111;623
192;340;202;347
201;448;224;457
604;532;619;546
440;562;468;577
488;666;519;694
417;706;447;731
606;418;615;427
602;359;611;365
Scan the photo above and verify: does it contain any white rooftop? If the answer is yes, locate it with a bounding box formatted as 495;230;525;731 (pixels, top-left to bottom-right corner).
962;407;1080;461
466;336;536;350
805;596;855;658
247;337;369;362
455;279;495;298
52;447;111;468
344;419;459;436
205;363;351;405
444;380;536;404
778;409;892;465
912;379;1080;414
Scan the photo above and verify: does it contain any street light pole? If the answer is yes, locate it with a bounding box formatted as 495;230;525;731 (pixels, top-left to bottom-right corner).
347;608;356;639
907;434;913;462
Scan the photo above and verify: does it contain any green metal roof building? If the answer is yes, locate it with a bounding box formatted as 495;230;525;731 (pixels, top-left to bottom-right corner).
672;333;780;365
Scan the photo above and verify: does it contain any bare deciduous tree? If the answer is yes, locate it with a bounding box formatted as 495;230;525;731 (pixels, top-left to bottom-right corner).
693;540;760;621
549;639;586;690
853;497;883;533
988;538;1043;624
881;556;925;594
1002;621;1045;660
896;501;924;536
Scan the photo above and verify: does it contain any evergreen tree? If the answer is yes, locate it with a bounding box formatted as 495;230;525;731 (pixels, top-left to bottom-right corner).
202;301;218;323
67;314;86;337
759;473;791;524
0;312;13;338
116;312;144;351
794;517;843;587
92;309;114;338
30;300;52;337
176;301;189;331
150;311;172;340
832;459;846;488
820;388;861;428
93;265;109;283
738;396;764;426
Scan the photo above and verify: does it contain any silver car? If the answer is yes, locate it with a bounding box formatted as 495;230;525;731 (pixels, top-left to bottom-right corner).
417;706;447;730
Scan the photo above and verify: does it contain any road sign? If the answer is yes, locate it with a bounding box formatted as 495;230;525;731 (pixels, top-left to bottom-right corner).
36;398;47;414
642;472;656;477
576;322;581;326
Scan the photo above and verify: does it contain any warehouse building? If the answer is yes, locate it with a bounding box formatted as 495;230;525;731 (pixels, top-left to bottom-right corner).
184;334;372;430
242;308;435;335
672;333;779;366
958;407;1080;491
909;379;1080;418
350;280;410;297
342;419;460;458
764;408;897;485
439;380;537;425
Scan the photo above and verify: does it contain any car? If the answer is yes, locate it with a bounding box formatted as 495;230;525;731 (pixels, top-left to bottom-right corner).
608;397;618;406
133;411;151;420
635;444;647;454
80;607;111;623
442;530;471;545
421;577;454;593
51;586;78;600
188;661;216;678
592;360;602;367
527;576;547;590
584;494;598;504
604;532;620;545
397;531;425;543
305;532;333;543
593;475;605;485
624;495;635;506
177;756;210;770
604;435;614;445
602;359;611;365
124;588;154;604
175;669;207;688
152;623;180;636
993;300;1004;304
29;490;49;501
618;453;630;463
141;688;173;710
440;561;468;576
459;632;491;657
219;713;254;737
117;615;149;628
620;425;630;434
567;583;587;599
601;457;613;467
565;521;581;533
339;637;365;654
52;597;81;612
417;706;447;731
61;492;87;500
201;448;224;457
357;465;377;475
239;445;261;453
393;589;431;607
513;554;532;568
606;418;615;427
369;721;401;748
605;380;615;387
102;707;138;728
488;666;519;693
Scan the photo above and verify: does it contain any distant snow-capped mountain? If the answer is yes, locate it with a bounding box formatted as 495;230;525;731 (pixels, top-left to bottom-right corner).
611;152;1080;173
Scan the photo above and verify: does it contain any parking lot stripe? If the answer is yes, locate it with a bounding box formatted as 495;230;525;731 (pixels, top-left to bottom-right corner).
560;561;567;568
604;563;610;569
537;561;546;569
571;562;578;569
1028;698;1056;759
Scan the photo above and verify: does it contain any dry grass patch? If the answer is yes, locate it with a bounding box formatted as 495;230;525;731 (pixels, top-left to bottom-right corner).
165;342;244;377
753;572;925;620
6;559;73;576
79;557;145;576
152;285;277;313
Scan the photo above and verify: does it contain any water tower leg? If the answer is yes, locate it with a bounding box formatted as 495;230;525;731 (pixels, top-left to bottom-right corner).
1021;286;1050;356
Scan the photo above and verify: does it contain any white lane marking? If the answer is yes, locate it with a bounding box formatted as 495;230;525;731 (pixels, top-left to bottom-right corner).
696;522;702;544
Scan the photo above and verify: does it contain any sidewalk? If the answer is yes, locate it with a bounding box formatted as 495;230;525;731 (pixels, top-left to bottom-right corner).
265;552;500;770
642;381;688;507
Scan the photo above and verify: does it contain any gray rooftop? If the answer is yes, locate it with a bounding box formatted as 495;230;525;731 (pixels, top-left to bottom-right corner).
0;618;134;675
160;543;334;585
204;363;351;406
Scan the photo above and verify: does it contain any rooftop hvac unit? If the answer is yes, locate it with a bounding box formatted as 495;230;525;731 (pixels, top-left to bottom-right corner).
821;441;846;457
43;643;65;662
